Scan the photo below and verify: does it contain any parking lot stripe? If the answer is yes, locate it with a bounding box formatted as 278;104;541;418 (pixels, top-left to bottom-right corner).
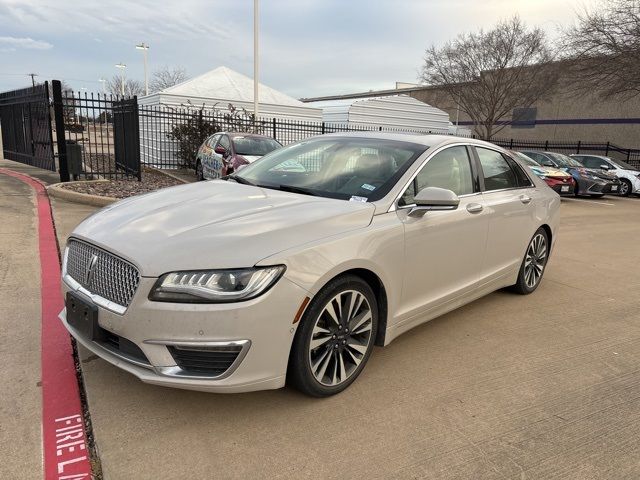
0;169;92;480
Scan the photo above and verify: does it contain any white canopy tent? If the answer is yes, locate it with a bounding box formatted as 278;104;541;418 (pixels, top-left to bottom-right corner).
139;67;322;167
139;66;321;121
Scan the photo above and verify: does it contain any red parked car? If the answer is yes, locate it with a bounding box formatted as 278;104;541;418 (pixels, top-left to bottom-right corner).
195;132;282;180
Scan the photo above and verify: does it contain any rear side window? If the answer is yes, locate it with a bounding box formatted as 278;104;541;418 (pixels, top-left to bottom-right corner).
218;135;231;151
476;147;519;191
205;134;220;148
505;155;533;187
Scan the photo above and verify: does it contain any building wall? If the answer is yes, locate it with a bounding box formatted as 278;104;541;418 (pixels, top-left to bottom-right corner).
409;82;640;148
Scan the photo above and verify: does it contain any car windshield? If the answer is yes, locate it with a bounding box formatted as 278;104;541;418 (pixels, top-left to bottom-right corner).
514;152;540;167
609;158;636;170
234;137;427;201
232;136;281;156
548;152;582;167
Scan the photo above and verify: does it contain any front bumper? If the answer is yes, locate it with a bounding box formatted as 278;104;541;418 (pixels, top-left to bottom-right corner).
60;275;309;393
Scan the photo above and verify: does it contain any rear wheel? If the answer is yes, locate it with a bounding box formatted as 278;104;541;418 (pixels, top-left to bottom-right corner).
619;179;632;197
511;227;549;295
196;160;204;181
288;275;378;397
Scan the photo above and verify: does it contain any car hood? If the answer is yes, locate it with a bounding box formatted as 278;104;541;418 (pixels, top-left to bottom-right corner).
71;181;375;276
530;166;570;177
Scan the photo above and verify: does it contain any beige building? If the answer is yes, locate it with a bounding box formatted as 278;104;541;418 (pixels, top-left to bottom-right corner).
302;77;640;149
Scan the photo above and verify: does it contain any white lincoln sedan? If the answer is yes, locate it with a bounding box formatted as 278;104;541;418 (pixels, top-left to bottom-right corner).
60;133;560;396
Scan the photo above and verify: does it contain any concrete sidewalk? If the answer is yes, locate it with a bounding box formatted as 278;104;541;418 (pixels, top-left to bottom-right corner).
0;165;45;479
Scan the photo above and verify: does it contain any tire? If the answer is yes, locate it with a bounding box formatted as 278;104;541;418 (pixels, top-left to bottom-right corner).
196;160;204;181
619;179;632;197
510;227;549;295
288;275;378;397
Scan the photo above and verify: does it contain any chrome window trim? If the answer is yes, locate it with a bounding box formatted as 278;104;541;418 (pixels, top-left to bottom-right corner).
389;142;480;213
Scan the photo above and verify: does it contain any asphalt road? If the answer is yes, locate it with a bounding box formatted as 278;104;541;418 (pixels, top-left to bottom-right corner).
2;160;640;479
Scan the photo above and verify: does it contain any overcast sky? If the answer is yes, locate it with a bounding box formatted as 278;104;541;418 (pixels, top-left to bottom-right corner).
0;0;604;98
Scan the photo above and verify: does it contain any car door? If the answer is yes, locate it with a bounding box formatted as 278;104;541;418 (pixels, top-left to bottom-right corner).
213;134;232;178
396;145;489;319
473;146;537;283
201;134;221;179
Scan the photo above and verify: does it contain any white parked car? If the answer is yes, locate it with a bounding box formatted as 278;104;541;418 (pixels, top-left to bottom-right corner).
60;133;560;396
571;154;640;196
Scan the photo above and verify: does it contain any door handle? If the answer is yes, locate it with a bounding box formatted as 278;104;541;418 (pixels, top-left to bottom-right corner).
520;195;532;204
466;203;483;213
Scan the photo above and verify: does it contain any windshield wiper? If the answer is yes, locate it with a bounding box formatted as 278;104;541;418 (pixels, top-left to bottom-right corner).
275;184;319;197
224;174;255;186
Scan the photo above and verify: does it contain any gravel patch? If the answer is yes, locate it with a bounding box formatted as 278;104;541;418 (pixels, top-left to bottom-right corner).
60;168;184;199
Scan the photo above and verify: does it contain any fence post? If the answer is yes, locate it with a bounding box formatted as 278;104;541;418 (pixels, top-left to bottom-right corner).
51;80;70;182
322;122;325;134
576;141;581;154
272;117;276;141
509;138;513;149
605;142;610;155
544;140;549;150
627;149;631;161
379;126;382;131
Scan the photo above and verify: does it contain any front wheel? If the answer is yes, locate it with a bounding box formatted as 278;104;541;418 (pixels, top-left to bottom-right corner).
288;275;378;397
619;179;632;197
511;227;549;295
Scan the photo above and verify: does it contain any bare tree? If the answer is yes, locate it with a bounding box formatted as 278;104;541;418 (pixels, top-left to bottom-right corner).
420;16;558;139
563;0;640;99
149;66;188;93
105;75;144;97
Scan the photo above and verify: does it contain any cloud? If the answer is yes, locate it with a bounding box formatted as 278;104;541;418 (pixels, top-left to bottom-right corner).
0;36;52;50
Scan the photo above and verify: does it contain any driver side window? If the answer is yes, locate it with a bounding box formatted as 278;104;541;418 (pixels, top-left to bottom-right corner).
400;146;474;206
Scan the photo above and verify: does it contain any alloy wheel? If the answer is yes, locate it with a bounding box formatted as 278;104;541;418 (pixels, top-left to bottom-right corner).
524;233;547;289
620;181;629;196
308;290;373;386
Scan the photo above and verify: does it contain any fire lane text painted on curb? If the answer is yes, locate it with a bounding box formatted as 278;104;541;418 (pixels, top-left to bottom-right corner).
0;169;93;480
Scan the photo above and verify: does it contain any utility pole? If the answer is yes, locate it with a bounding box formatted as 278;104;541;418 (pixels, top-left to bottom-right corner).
136;42;150;96
253;0;259;120
28;73;38;87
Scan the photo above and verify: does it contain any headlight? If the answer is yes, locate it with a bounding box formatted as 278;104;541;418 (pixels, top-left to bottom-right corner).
149;266;286;303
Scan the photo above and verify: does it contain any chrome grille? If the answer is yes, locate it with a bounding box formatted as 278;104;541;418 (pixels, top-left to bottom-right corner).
65;239;140;308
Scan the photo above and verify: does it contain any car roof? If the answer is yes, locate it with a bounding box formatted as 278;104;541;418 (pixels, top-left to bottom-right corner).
320;131;503;150
219;132;276;139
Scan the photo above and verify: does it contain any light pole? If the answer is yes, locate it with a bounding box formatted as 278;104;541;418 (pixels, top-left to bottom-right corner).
253;0;259;120
115;63;126;96
136;42;150;96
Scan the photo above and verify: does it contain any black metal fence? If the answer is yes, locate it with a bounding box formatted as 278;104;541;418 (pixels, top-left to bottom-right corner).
138;103;450;169
0;82;55;171
55;83;141;181
490;138;640;167
2;81;640;179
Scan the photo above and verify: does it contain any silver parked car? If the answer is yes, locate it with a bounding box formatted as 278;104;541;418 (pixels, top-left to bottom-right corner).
60;133;560;397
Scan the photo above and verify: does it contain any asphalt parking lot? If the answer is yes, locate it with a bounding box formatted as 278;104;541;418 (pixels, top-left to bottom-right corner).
2;163;640;479
52;194;640;479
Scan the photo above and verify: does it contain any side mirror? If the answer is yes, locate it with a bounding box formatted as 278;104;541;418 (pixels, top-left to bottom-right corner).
600;164;610;170
409;187;460;217
214;145;227;155
541;160;554;167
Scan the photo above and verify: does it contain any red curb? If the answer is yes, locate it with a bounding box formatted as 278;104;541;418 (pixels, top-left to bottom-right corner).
0;169;93;480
